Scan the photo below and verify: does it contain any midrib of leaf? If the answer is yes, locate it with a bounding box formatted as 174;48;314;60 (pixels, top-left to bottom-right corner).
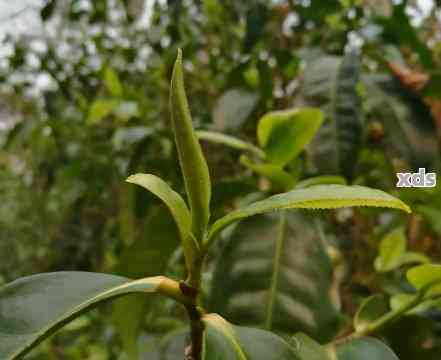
8;277;163;360
265;211;286;330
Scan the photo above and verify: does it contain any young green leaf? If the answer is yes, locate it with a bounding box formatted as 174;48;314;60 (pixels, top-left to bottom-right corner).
170;49;211;240
196;130;265;159
407;264;441;297
374;227;429;272
206;185;411;245
295;176;347;189
240;155;296;190
202;313;299;359
374;227;406;272
126;174;198;269
0;272;185;360
354;295;389;333
257;108;324;166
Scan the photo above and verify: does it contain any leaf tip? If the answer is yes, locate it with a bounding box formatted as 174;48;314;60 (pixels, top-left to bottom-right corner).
125;174;141;184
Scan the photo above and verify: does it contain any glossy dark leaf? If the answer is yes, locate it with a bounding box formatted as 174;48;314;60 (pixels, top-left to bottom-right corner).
112;208;180;358
0;272;180;359
209;212;340;341
202;313;299;359
303;53;363;178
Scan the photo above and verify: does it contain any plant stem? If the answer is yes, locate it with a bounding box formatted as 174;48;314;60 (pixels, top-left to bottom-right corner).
355;293;423;337
182;248;205;360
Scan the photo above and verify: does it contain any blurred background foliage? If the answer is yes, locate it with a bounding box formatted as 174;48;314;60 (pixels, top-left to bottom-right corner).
0;0;440;358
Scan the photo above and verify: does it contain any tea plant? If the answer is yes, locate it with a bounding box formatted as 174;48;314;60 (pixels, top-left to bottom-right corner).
1;50;439;360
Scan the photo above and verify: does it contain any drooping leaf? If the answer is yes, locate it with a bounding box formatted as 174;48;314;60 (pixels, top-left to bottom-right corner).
257;108;324;167
170;49;211;240
104;67;123;97
354;295;389;333
202;313;299;359
0;272;182;360
126;174;198;269
207;185;410;244
303;53;363;178
212;89;259;131
209;212;340;341
407;264;441;297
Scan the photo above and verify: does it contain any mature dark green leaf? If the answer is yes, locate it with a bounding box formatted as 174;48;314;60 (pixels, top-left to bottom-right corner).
331;337;399;359
0;272;180;359
170;49;211;240
303;53;363;178
202;313;299;359
209;212;340;341
112;208;180;358
207;185;410;243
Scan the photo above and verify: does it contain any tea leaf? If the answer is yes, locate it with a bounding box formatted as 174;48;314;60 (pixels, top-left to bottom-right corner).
209;212;340;340
407;264;441;297
202;313;298;359
354;295;389;333
0;272;183;360
196;130;265;159
126;174;198;269
257;108;324;166
170;49;211;240
207;185;410;244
